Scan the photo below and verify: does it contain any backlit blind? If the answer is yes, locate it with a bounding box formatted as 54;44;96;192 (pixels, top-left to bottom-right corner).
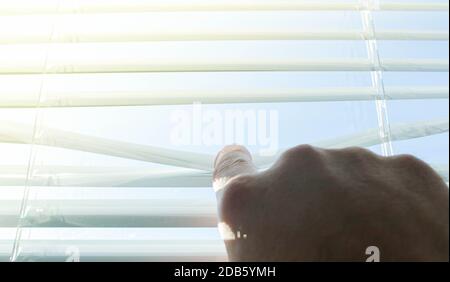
0;0;448;261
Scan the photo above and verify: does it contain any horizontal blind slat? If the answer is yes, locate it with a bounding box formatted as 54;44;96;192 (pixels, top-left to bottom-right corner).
0;0;448;15
0;187;218;227
1;29;448;44
0;58;447;74
0;227;227;262
0;87;448;108
0;167;211;187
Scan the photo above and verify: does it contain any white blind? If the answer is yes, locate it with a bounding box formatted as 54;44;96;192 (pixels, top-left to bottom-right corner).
0;0;448;261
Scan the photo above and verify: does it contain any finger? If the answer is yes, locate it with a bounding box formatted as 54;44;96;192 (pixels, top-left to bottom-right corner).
213;145;257;193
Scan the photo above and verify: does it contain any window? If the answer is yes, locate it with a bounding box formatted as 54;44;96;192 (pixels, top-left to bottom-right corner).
0;0;448;261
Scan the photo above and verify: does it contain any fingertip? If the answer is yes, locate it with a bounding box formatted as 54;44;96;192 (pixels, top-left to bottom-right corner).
214;145;253;169
213;145;256;189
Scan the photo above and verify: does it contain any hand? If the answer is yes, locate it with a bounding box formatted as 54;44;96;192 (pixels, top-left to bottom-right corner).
213;145;449;262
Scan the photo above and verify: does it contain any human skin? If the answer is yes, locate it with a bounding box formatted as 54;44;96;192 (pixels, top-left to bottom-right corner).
212;145;449;262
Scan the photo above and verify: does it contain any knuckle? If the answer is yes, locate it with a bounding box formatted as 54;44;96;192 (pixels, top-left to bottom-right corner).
280;144;321;164
343;146;373;156
392;154;435;175
394;154;426;168
389;154;447;191
340;146;379;164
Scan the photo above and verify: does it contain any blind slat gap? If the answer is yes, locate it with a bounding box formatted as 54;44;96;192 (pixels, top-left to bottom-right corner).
0;118;447;172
